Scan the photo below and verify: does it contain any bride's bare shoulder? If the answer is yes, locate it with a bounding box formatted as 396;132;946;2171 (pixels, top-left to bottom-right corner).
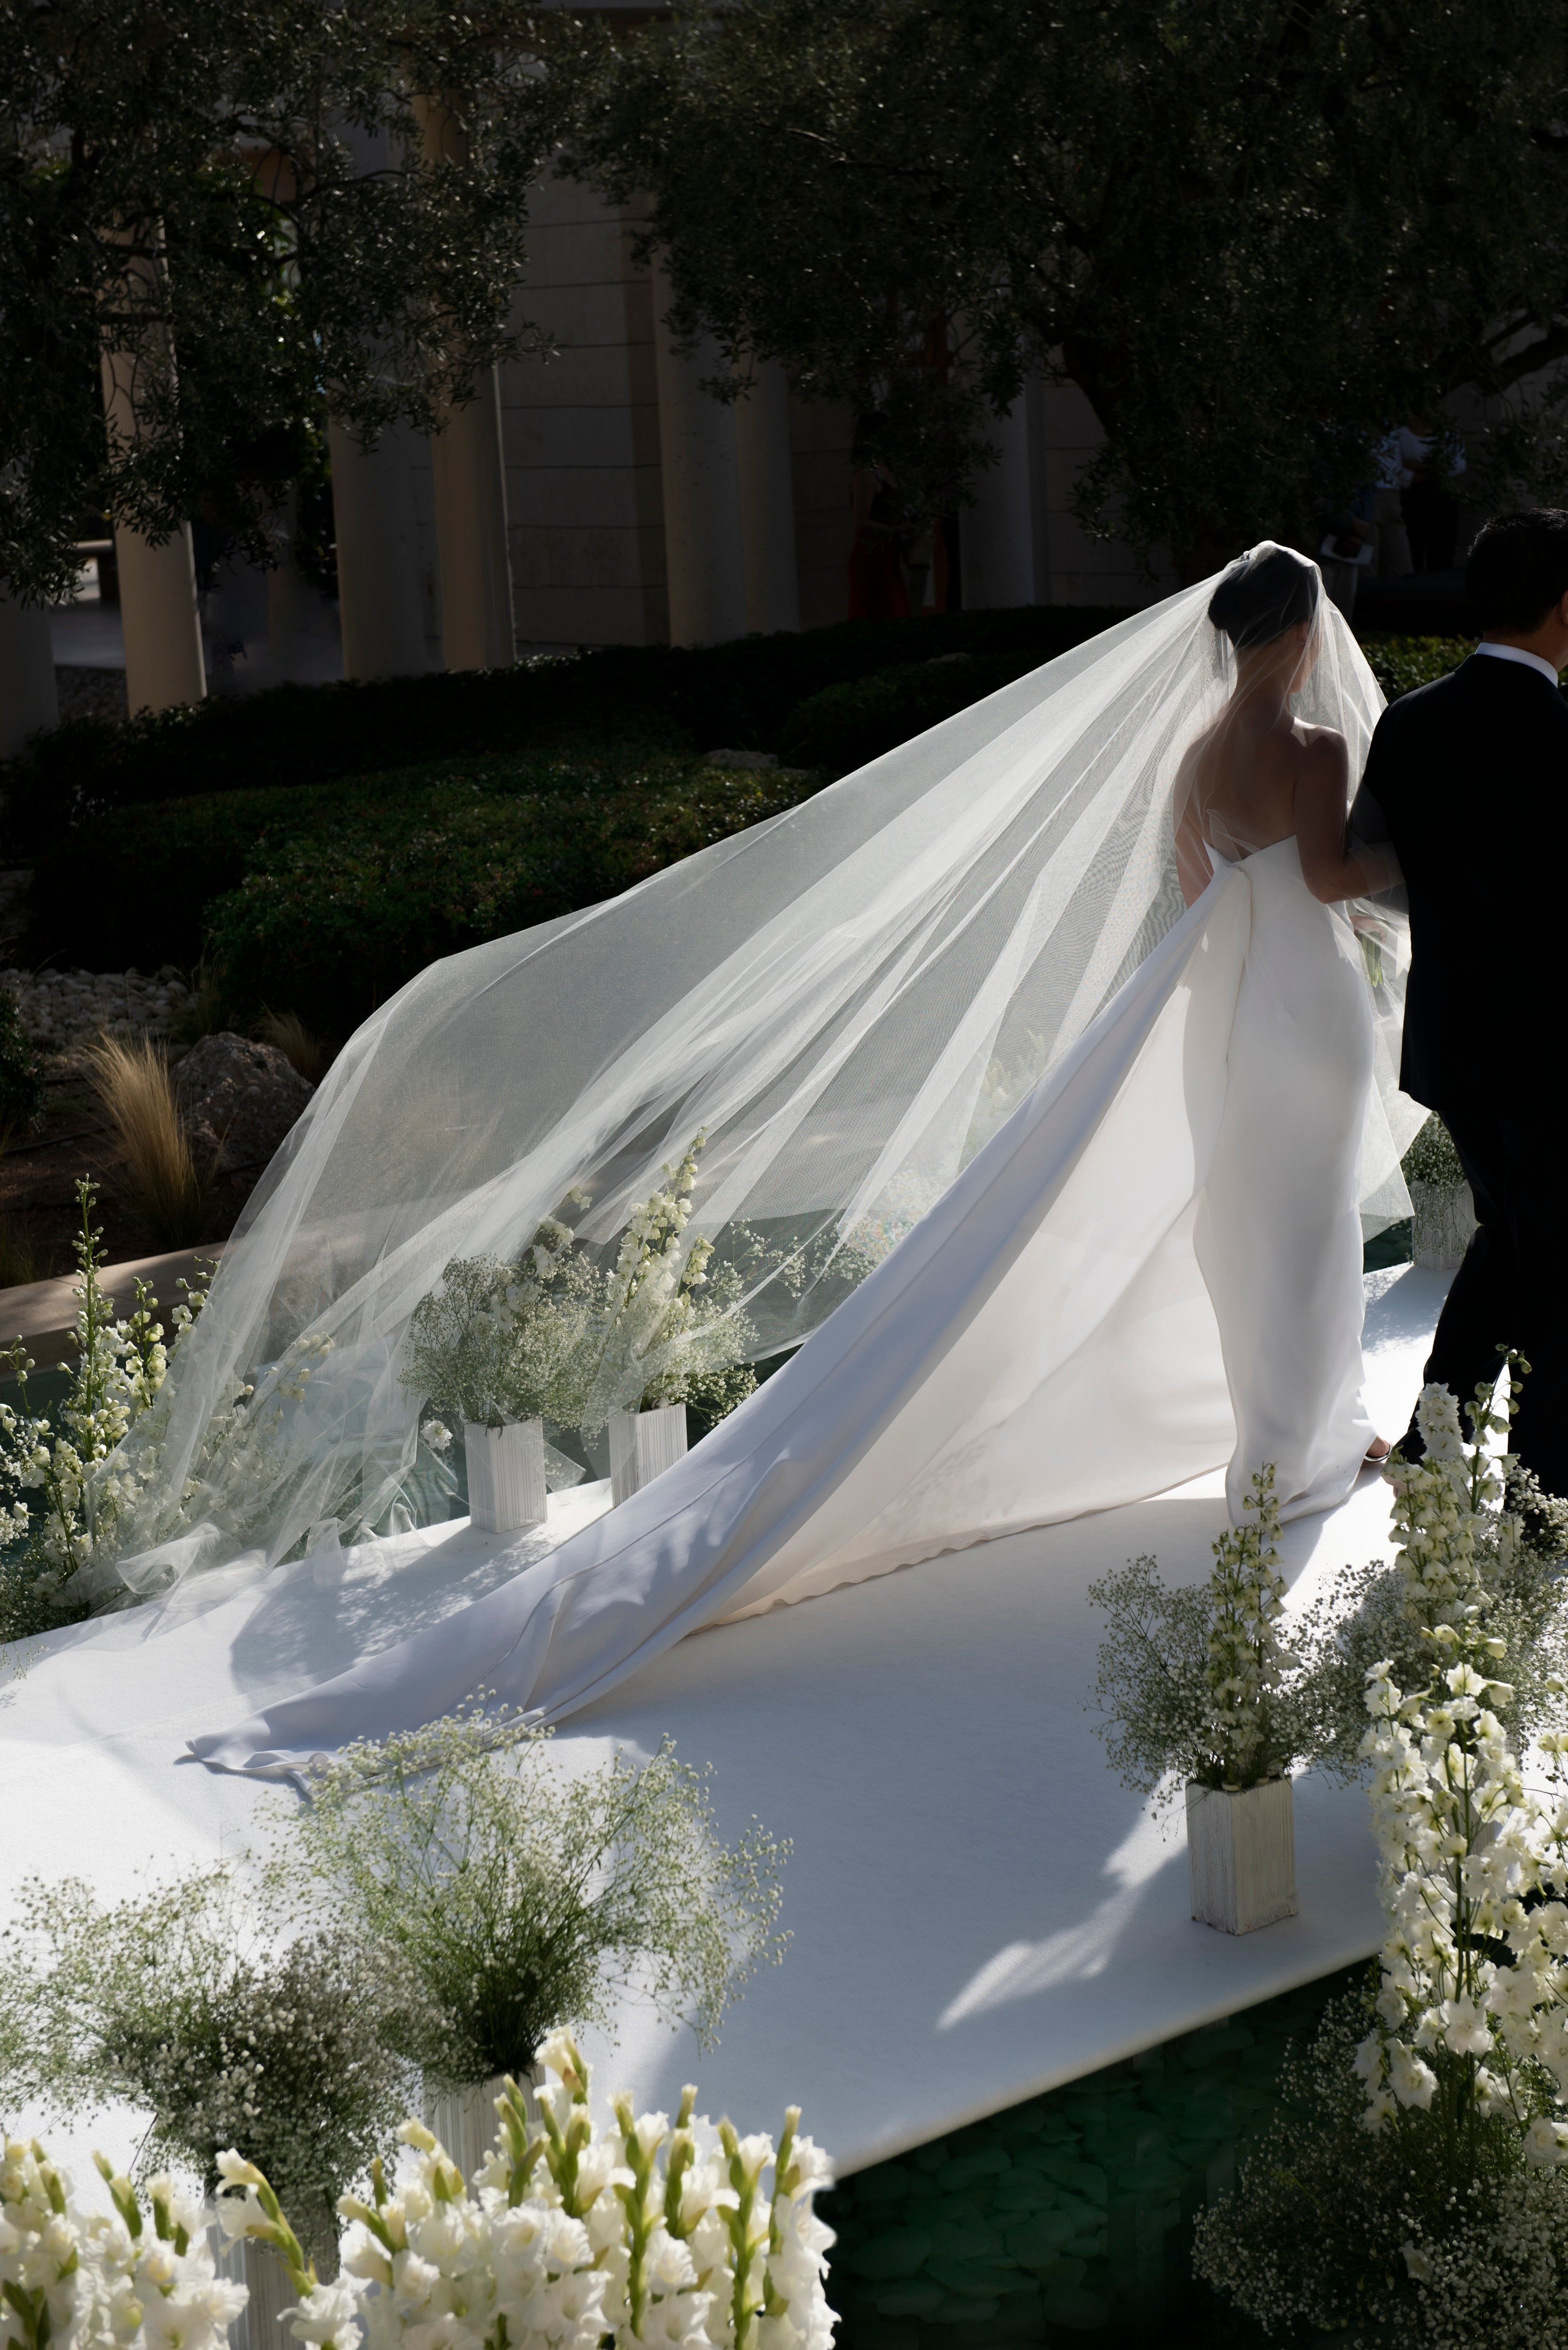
1175;725;1217;784
1292;720;1349;775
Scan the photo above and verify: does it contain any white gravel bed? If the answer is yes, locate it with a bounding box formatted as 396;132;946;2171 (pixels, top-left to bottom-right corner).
0;966;192;1062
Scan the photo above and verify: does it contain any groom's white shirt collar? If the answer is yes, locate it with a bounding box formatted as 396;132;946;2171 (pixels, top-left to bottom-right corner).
1473;640;1562;686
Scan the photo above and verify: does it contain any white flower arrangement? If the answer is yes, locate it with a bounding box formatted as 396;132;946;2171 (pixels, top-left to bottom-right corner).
400;1214;598;1436
1193;1372;1568;2347
0;1865;412;2272
213;2031;836;2350
401;1138;757;1462
284;1704;790;2096
573;1135;755;1438
0;1180;211;1639
1356;1376;1568;2168
1090;1464;1321;1811
0;2137;245;2350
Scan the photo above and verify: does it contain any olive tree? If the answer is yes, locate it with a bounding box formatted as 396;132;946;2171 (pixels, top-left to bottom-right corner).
0;0;559;602
553;0;1568;577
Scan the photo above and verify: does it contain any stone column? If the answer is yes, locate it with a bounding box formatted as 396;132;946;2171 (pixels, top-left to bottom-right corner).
413;94;515;673
428;369;515;671
111;522;207;714
651;260;748;647
0;590;59;756
101;336;207;713
329;420;433;680
734;359;801;636
959;397;1036;610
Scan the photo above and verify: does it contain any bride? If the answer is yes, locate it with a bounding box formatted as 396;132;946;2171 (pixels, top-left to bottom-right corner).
83;545;1416;1768
1174;544;1401;1511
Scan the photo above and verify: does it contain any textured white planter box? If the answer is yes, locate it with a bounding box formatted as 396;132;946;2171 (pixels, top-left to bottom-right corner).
425;2066;544;2186
1186;1778;1297;1935
464;1418;546;1532
1410;1178;1476;1273
210;2229;308;2350
608;1401;688;1507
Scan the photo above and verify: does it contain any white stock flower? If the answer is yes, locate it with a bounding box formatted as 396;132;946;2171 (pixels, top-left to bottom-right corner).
1439;1994;1494;2056
1389;2039;1438;2109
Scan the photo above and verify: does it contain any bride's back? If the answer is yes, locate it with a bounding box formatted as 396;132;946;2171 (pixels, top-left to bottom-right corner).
1179;704;1312;861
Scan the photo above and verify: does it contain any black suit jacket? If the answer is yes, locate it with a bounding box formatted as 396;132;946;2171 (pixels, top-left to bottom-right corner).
1350;652;1568;1109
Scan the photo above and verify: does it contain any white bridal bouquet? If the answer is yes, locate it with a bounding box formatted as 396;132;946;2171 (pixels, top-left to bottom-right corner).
216;2030;836;2350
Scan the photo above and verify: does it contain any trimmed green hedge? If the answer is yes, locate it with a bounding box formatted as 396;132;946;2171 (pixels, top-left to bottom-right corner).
200;757;826;1035
17;620;1479;1035
1;606;1136;857
780;631;1477;778
776;652;1037;774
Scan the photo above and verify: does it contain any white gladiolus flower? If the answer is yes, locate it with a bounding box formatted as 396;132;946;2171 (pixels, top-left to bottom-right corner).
2;2141;249;2350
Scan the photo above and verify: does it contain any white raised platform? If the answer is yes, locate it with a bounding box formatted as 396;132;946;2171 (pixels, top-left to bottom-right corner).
0;1264;1442;2186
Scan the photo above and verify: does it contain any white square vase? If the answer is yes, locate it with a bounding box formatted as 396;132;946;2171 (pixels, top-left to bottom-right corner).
209;2229;310;2350
1186;1778;1297;1935
464;1418;547;1532
424;2065;544;2187
1410;1178;1477;1273
608;1401;688;1506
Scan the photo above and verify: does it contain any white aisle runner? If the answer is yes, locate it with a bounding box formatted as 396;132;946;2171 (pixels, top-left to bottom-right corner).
0;1264;1440;2179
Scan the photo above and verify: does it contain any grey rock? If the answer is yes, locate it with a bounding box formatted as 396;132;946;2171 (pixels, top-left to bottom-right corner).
174;1030;314;1173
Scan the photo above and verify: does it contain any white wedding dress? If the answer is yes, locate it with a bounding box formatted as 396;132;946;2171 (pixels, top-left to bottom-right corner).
193;796;1393;1775
1197;838;1377;1517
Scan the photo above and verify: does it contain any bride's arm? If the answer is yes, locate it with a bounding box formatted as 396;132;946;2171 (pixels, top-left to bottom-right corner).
1296;734;1403;901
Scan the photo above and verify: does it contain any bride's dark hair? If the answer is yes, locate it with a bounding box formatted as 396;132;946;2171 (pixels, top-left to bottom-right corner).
1207;544;1319;650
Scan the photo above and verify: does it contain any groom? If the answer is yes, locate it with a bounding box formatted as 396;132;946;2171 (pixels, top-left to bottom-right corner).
1352;509;1568;1500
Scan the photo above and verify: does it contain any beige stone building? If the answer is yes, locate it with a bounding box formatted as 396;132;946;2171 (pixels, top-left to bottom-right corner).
1;172;1176;749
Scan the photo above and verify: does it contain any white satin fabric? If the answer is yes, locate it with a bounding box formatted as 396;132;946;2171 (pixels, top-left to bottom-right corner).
194;837;1378;1775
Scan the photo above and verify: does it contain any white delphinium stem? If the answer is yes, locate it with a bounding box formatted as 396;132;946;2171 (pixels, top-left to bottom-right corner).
1203;1463;1290;1787
0;1179;215;1612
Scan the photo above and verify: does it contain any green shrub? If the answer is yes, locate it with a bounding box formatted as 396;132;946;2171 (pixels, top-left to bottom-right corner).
0;608;1135;856
25;750;706;974
1360;633;1474;702
204;758;827;1035
0;993;45;1144
777;652;1041;774
25;777;376;971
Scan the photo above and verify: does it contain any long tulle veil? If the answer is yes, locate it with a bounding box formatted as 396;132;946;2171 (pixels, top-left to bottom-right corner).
87;556;1420;1600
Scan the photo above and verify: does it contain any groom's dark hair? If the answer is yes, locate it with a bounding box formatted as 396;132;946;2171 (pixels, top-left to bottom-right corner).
1465;509;1568;632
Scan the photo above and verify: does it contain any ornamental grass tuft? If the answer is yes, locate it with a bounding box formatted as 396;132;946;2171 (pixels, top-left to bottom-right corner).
257;1006;334;1084
84;1030;211;1248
